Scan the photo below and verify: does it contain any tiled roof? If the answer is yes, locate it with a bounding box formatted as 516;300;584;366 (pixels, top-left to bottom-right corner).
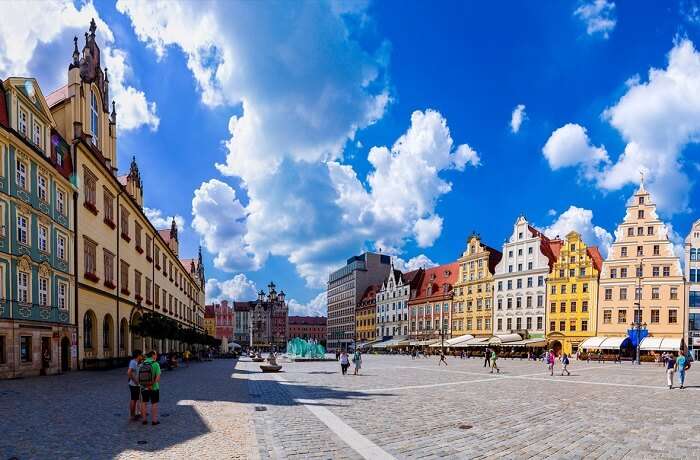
411;262;459;303
158;229;171;243
586;246;604;272
117;175;128;186
288;316;327;325
45;84;68;108
233;301;254;312
361;284;379;302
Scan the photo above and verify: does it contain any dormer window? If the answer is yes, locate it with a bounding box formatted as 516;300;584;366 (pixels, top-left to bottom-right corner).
91;90;99;146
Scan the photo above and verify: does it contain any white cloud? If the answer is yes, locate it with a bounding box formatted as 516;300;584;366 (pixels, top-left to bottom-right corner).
206;274;258;302
191;179;259;272
393;254;438;272
543;205;613;257
510;104;526;133
287;292;327;317
543;39;700;214
119;3;477;287
542;123;609;180
574;0;617;39
547;209;557;216
144;207;185;232
0;0;158;132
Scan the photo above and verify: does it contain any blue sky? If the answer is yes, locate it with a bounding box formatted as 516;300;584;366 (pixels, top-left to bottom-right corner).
2;1;700;316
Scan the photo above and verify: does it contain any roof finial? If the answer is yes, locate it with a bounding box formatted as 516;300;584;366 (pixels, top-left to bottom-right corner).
110;100;116;123
89;18;97;38
70;36;80;69
639;169;645;186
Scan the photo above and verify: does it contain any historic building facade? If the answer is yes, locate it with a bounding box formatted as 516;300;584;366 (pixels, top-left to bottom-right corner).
545;231;602;355
326;252;390;350
0;78;76;378
375;263;423;339
408;263;458;341
250;282;288;350
204;305;216;338
204;300;234;344
46;21;205;368
597;184;685;341
233;301;250;344
288;316;326;344
493;217;558;338
685;220;700;358
453;234;501;337
356;285;377;343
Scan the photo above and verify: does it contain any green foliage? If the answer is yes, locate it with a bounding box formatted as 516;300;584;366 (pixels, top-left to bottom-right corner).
129;311;218;346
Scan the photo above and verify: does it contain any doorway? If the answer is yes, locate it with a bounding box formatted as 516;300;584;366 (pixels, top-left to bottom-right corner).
61;337;70;372
41;337;51;375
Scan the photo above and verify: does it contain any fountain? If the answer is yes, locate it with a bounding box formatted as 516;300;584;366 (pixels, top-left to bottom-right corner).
286;337;328;361
260;353;282;372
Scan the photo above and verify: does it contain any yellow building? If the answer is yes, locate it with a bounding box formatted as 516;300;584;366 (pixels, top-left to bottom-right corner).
453;234;501;337
47;21;205;367
545;231;602;355
204;306;216;338
355;285;377;342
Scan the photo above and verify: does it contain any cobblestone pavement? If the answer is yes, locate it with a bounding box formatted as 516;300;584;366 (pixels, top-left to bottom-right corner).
2;355;700;459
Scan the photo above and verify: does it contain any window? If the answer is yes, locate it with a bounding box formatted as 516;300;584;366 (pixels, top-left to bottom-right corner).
135;222;142;250
581;320;588;331
0;336;5;364
638;210;644;219
507;280;512;290
120;207;129;239
582;283;588;293
651;287;659;300
560;302;566;313
580;268;586;277
648;226;654;236
571;284;577;294
497;318;502;331
103;189;114;223
537;316;543;330
620;288;627;300
670;287;678;300
56;189;66;216
38;276;49;306
146;277;152;303
91;90;99;145
582;301;588;312
621;247;627;257
57;234;66;261
651;309;660;324
652;266;659;277
57;282;67;309
560;285;567;294
120;260;129;292
627;228;634;237
103;250;114;285
637;227;643;236
497;281;502;291
637;246;643;257
33;119;43;147
18;109;27;136
38;174;47;202
20;336;31;362
639;196;644;204
516;297;522;308
569;320;576;332
146;236;152;260
663;266;670;277
603;310;612;324
618;309;627;324
537;295;543;307
634;309;642;324
610;268;617;279
537;276;544;287
16;159;26;190
134;270;142;298
526;296;532;308
527;277;532;287
38;225;48;252
669;309;678;324
17;270;29;303
653;245;659;256
517;278;522;289
517;263;522;272
527;262;533;270
570;301;577;312
84;238;97;276
84;169;97;207
507;298;512;309
621;268;628;278
559;320;565;331
604;288;612;300
507;318;512;330
84;313;93;349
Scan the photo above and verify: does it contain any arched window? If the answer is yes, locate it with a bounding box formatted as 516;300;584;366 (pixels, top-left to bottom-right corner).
84;312;94;349
103;315;113;351
90;90;99;146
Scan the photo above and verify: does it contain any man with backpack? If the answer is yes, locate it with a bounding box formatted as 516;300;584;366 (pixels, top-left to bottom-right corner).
139;350;162;425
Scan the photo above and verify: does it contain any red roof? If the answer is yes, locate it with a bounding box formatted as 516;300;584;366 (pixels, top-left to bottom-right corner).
410;262;459;303
233;301;254;312
586;246;604;272
361;284;379;302
288;316;327;325
158;229;171;243
46;84;68;108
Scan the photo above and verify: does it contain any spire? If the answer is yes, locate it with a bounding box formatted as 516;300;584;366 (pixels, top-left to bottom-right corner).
89;18;97;39
170;217;178;242
110;100;116;124
69;36;80;70
103;67;110;111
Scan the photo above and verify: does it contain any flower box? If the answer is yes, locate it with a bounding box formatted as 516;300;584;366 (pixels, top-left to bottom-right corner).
83;201;98;215
121;233;131;243
103;280;116;289
84;272;100;283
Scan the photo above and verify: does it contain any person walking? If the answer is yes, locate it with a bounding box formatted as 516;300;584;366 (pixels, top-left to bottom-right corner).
340;351;350;375
352;350;362;375
561;353;571;376
127;350;143;420
666;353;676;389
438;351;448;366
139;351;162;425
547;350;555;376
483;347;490;368
489;349;499;374
675;351;690;389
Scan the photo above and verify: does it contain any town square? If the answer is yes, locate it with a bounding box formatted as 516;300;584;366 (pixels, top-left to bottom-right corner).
3;1;700;458
2;355;699;459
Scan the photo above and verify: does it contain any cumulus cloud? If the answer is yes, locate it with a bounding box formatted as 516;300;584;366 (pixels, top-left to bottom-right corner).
287;292;327;317
191;179;259;272
206;274;258;302
574;0;617;39
543;205;613;257
543;39;700;214
542;123;609;180
392;254;438;272
144;207;185;232
510;104;526;133
119;3;477;286
0;0;158;132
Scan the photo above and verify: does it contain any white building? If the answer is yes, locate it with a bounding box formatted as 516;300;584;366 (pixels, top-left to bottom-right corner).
493;216;559;338
685;219;700;358
375;263;423;339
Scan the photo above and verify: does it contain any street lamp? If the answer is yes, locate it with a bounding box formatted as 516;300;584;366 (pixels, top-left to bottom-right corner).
632;260;647;365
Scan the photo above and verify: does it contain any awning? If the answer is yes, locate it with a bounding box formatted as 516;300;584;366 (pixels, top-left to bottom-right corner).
372;337;408;349
489;334;522;345
429;335;474;347
581;336;630;350
454;337;490;347
640;337;682;351
414;339;440;346
508;338;547;347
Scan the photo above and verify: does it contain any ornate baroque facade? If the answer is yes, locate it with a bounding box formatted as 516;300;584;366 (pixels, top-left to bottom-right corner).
375;263;423;339
250;282;288;350
408;263;458;340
